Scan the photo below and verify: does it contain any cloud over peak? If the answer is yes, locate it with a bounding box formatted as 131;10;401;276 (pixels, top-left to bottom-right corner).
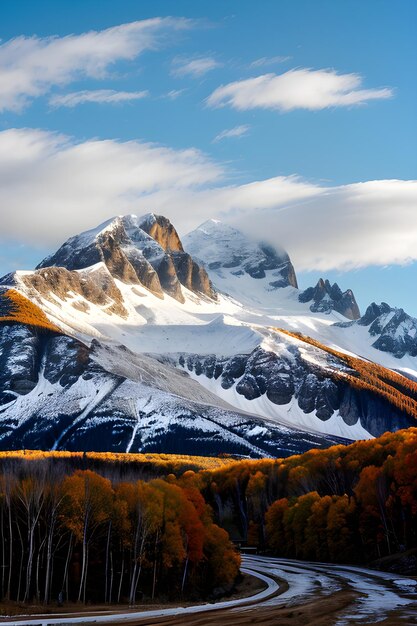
0;128;415;274
207;68;393;112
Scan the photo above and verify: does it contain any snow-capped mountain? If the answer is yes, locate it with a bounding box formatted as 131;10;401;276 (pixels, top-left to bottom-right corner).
182;219;297;306
0;213;416;455
337;302;417;360
37;214;217;302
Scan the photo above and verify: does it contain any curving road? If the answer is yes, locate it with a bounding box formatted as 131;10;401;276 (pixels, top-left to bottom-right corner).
3;555;417;626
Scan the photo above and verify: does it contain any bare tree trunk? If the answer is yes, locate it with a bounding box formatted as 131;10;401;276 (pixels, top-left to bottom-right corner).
117;553;125;604
83;545;89;604
104;521;112;603
151;531;159;600
23;496;43;604
16;521;24;602
78;508;89;603
62;534;73;602
35;536;46;602
130;532;147;605
1;506;5;599
23;520;36;602
44;519;56;604
129;522;142;605
181;557;189;594
6;501;12;601
109;550;114;604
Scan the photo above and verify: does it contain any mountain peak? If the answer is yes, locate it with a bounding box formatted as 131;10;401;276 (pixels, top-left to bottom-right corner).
299;278;360;320
183;220;298;295
136;213;184;252
36;214;216;302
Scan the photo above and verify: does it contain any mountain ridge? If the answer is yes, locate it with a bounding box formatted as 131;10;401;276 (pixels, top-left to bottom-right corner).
0;212;416;454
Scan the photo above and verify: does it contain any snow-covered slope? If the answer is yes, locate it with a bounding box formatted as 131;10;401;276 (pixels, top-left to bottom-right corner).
0;213;416;453
0;323;345;456
183;219;298;306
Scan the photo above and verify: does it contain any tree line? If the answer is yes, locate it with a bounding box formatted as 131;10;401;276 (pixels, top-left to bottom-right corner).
0;467;240;605
1;426;415;608
189;427;417;564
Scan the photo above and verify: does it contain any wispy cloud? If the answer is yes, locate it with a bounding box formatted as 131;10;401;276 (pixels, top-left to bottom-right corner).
249;55;291;68
0;128;416;273
213;124;250;142
171;55;221;78
0;18;190;112
163;89;186;100
49;89;149;108
207;68;393;112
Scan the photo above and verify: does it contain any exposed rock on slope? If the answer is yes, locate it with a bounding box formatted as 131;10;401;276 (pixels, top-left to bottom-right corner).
138;213;184;252
3;265;129;318
177;340;415;439
37;214;217;302
337;302;417;358
299;278;360;320
183;220;298;294
0;322;344;456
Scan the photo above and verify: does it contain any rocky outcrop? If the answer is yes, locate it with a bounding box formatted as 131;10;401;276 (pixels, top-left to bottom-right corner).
299;279;360;320
122;249;163;296
138;213;184;252
337;302;417;358
37;221;164;296
149;253;184;302
0;324;40;401
0;323;343;456
37;214;216;303
179;345;415;437
171;251;217;300
15;265;128;317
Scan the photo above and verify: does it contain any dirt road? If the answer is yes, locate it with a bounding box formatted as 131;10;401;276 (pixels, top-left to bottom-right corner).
4;555;417;625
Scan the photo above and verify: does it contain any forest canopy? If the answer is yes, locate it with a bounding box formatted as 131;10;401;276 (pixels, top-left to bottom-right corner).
1;426;416;607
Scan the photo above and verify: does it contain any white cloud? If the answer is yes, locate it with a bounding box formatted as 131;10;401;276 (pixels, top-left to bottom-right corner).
207;68;393;111
49;89;149;108
163;89;186;100
0;128;222;247
249;56;291;68
171;55;221;78
0;18;189;112
213;124;250;142
222;179;417;271
0;128;415;273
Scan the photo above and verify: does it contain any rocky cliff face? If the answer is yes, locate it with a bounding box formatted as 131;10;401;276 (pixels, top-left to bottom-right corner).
37;214;217;303
138;213;184;253
337;302;417;358
4;265;129;318
0;323;344;456
179;345;415;438
299;278;360;320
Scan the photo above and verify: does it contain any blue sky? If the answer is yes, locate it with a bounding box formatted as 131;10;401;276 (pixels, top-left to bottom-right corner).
0;0;416;315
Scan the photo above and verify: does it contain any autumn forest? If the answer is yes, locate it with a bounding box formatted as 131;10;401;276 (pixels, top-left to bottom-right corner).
0;427;416;607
